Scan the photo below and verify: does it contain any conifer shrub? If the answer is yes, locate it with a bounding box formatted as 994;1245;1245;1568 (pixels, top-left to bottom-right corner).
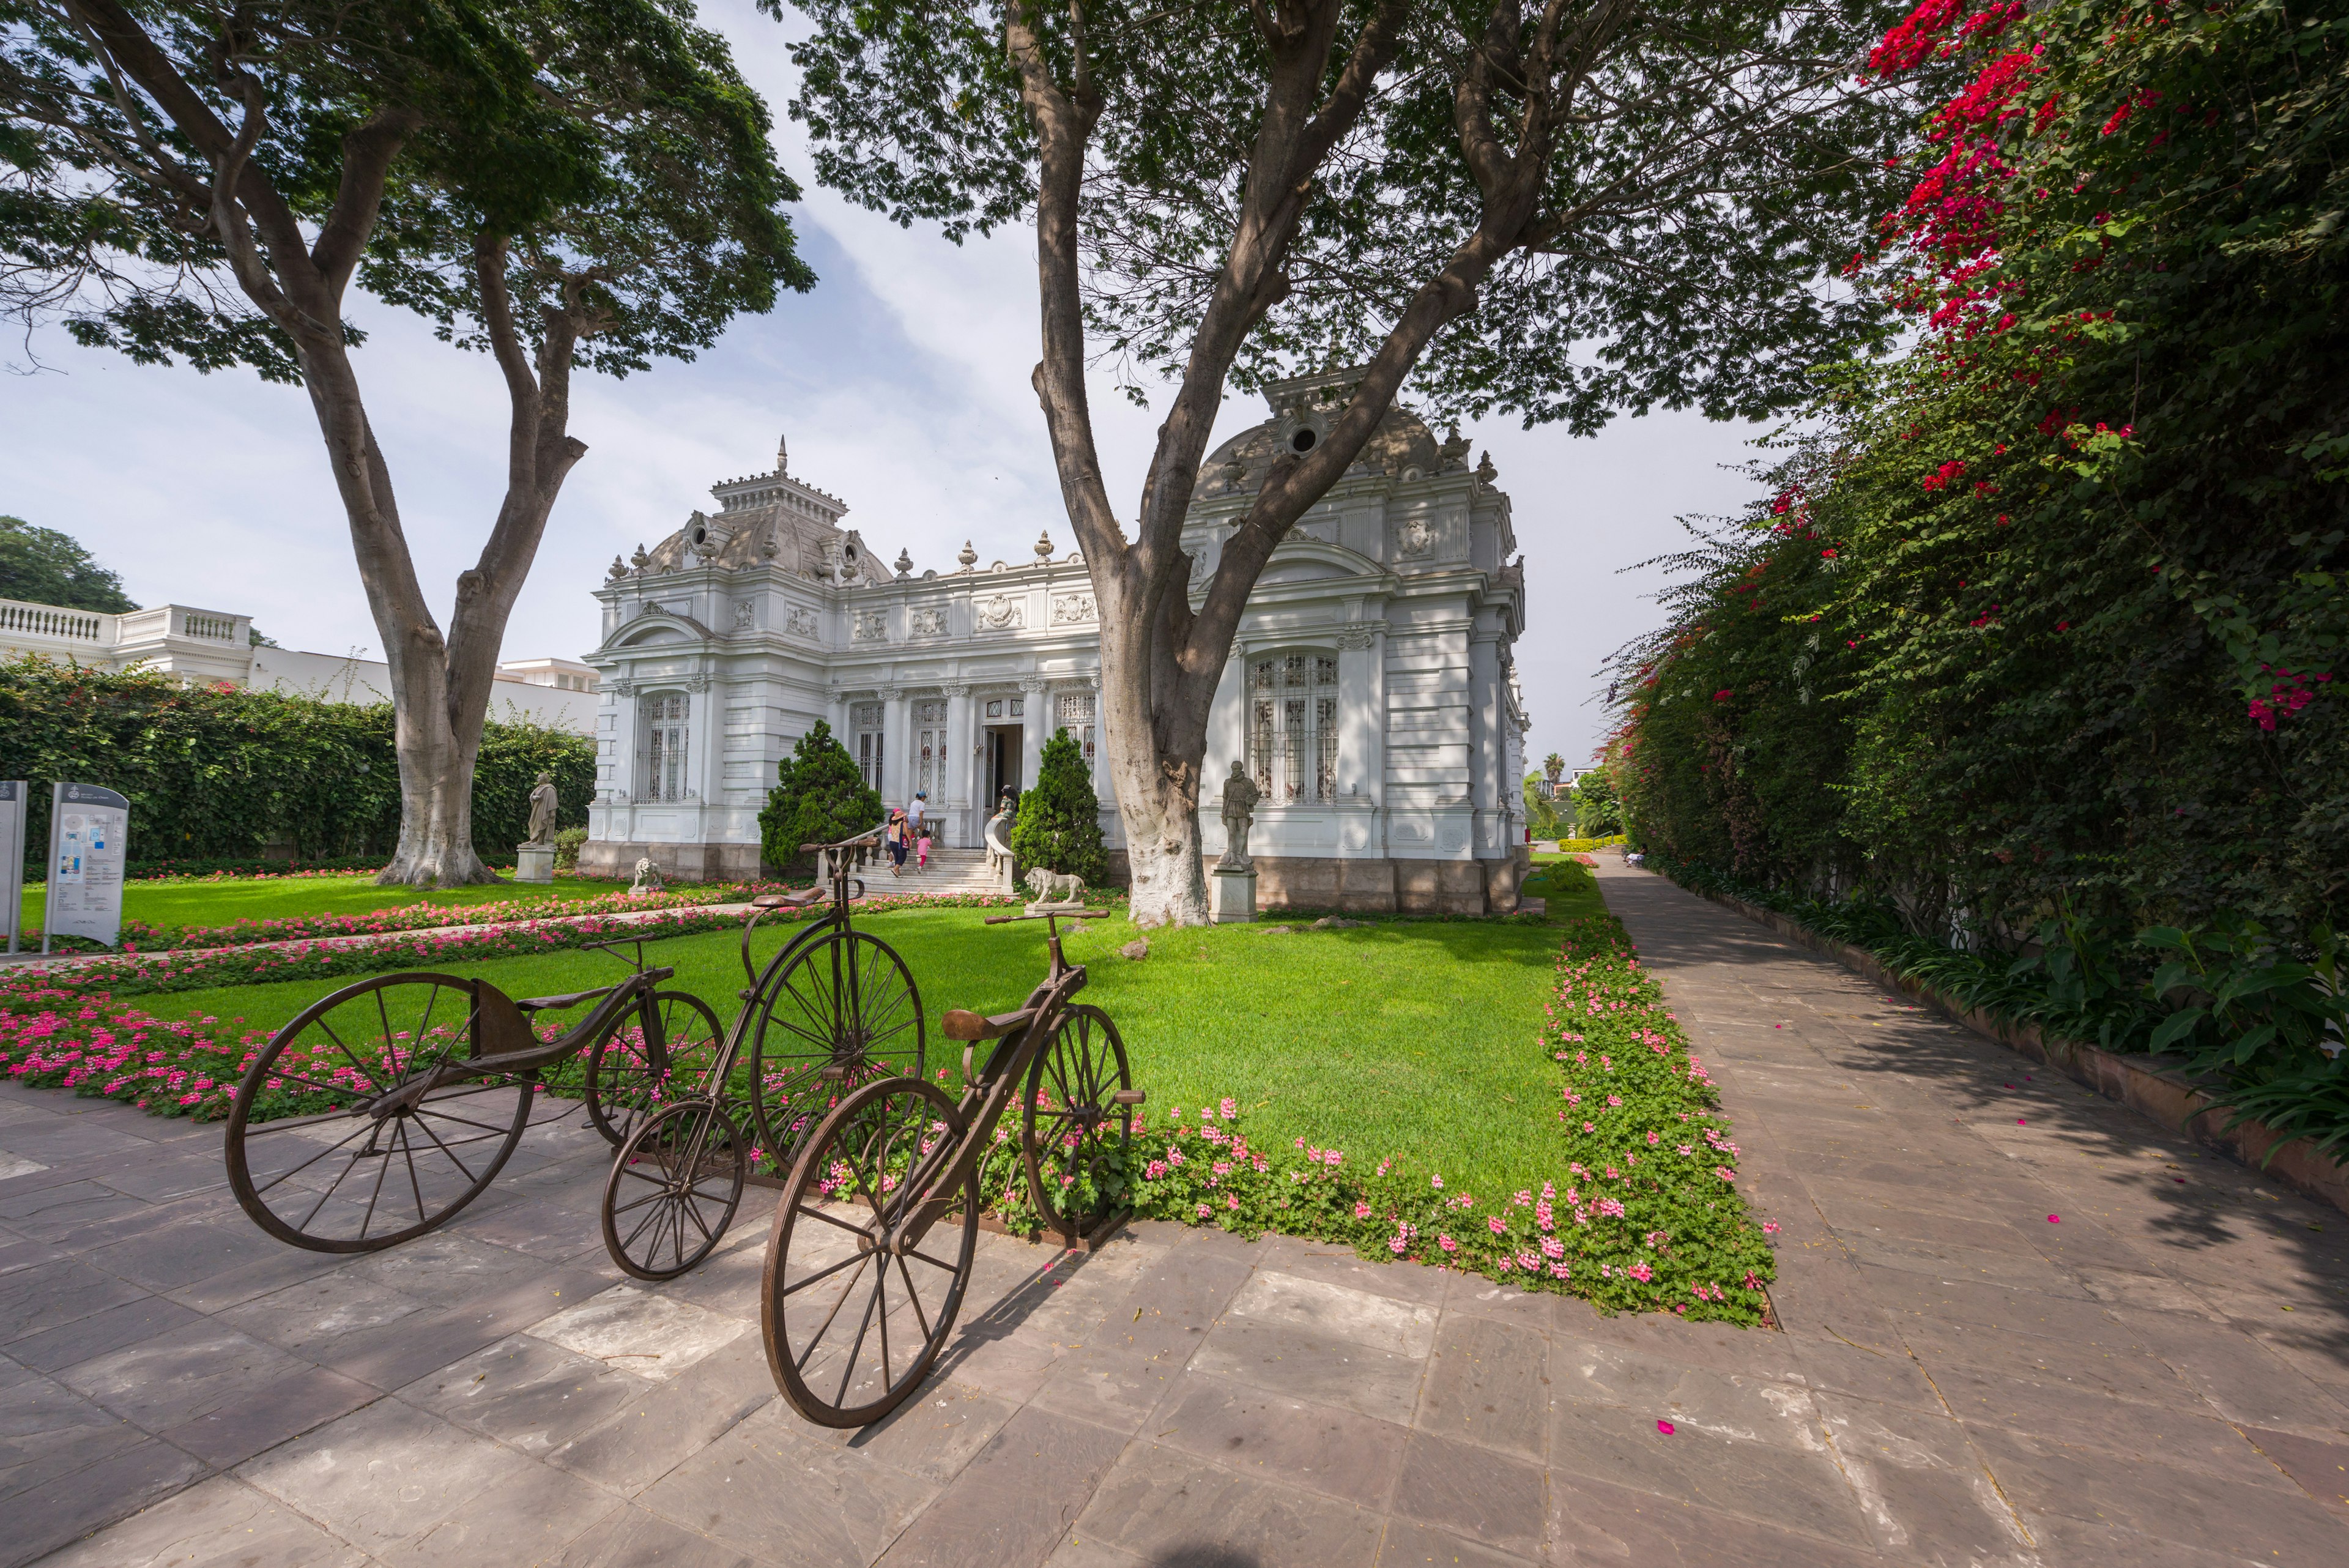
1009;727;1110;887
758;720;883;877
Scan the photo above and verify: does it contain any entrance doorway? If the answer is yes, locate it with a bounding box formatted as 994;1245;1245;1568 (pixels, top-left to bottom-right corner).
985;725;1023;810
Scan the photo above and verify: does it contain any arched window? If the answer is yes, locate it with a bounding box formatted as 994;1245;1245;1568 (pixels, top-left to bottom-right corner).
642;692;689;802
1249;654;1339;802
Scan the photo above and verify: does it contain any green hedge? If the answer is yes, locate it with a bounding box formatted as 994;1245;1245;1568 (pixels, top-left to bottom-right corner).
1;658;592;872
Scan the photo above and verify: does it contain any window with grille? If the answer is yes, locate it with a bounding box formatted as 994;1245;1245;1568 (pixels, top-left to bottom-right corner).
643;693;689;801
915;699;946;797
1056;691;1097;770
852;701;885;791
1247;654;1340;801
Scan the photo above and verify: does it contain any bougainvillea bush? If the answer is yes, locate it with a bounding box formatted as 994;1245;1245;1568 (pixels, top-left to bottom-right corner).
1599;0;2349;1147
2;911;1779;1324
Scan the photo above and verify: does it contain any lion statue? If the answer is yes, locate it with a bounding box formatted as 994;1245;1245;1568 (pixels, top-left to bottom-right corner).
629;857;665;894
1022;866;1085;910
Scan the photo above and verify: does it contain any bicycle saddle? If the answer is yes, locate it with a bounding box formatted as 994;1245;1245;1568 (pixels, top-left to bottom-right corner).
752;888;826;910
941;1008;1033;1041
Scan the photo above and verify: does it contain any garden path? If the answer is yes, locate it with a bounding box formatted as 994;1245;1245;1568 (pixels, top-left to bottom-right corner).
0;863;2342;1567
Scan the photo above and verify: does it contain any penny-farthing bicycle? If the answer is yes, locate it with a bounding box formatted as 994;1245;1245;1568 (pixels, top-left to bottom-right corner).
598;830;926;1280
223;935;721;1254
760;905;1142;1427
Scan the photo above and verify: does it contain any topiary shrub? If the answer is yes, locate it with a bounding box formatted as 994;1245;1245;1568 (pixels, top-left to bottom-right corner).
758;719;883;878
1009;727;1109;888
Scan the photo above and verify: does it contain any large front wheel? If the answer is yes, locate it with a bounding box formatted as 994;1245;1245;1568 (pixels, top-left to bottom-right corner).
225;973;532;1252
746;930;925;1175
760;1076;975;1428
1023;1005;1136;1244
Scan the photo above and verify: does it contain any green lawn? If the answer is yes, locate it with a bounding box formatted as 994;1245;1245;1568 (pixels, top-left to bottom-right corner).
127;904;1572;1199
1523;855;1605;920
20;872;639;939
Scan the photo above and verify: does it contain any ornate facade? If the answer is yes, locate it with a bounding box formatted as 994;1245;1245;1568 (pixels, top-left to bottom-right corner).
580;371;1531;912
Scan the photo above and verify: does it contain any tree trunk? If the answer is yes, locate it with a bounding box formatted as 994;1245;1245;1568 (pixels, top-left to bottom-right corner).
1097;589;1211;926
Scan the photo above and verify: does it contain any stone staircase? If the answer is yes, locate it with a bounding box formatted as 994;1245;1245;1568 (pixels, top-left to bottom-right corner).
867;845;1012;896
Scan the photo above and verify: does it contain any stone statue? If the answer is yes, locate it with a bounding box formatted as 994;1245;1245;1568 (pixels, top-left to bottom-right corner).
524;771;559;846
1218;760;1261;869
630;858;665;894
984;792;1017;875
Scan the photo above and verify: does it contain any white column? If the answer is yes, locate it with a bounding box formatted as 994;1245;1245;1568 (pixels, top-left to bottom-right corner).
942;684;973;847
1019;677;1045;795
881;686;908;808
1339;628;1385;804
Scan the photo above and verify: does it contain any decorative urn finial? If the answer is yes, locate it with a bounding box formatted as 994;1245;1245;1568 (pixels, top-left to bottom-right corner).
957;540;978;571
894;548;914;578
1034;529;1053;560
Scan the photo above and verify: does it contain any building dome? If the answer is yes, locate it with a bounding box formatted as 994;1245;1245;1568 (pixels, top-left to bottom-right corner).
1195;369;1455;499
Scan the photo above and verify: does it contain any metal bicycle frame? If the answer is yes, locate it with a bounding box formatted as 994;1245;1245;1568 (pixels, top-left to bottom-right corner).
367;959;678;1117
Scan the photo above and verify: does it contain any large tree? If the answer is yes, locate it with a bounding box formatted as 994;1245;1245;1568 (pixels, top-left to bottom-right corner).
779;0;1920;923
2;0;810;882
0;515;137;611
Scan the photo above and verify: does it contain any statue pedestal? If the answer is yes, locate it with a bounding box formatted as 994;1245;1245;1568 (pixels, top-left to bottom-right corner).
1209;865;1257;924
514;845;555;884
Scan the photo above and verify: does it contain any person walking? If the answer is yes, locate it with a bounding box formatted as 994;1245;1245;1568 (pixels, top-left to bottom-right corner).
885;810;910;875
909;792;930;871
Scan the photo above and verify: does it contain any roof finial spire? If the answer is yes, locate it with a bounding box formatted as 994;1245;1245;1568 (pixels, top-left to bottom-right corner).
776;433;789;476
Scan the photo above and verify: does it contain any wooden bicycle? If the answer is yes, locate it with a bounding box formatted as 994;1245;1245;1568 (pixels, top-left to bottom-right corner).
759;905;1143;1427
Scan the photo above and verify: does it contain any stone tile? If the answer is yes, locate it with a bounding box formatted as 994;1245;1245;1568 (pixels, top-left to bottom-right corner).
1901;1317;2203;1410
1390;1430;1548;1558
1191;1310;1428;1425
1547;1399;1871;1546
401;1332;655;1455
1072;1443;1384;1568
216;1269;437;1359
544;1328;776;1495
2243;1424;2349;1517
35;1474;368;1568
530;1284;749;1381
804;1378;1020;1485
1811;1391;2036;1565
0;1233;61;1277
639;1403;939;1567
380;1456;623;1568
158;1243;350;1313
1778;1329;1945;1412
2107;1305;2349;1429
2023;1512;2275;1568
78;1213;300;1293
546;1504;762;1568
1041;1536;1148;1568
1552;1338;1827;1452
1258;1234;1451;1307
238;1396;538;1555
158;1361;380;1468
868;1402;1126;1567
0;1151;48;1183
0;1432;207;1568
1376;1516;1537;1567
446;1195;612;1263
0;1255;150;1345
1940;1365;2286;1487
1545;1471;1887;1567
346;1233;547;1306
1151;1370;1409;1510
59;1321;314;1432
1439;1275;1566;1334
0;1370;153;1503
1226;1269;1439;1358
1;1287;201;1373
1417;1315;1548;1459
1965;1422;2349;1560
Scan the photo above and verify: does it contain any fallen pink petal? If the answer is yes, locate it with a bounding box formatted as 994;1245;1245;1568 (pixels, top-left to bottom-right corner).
1657;1419;1675;1435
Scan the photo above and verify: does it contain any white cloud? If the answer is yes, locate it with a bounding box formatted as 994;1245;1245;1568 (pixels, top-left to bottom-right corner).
0;0;1762;770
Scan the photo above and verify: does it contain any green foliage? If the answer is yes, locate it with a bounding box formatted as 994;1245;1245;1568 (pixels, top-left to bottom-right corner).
1009;727;1110;887
0;657;588;870
1570;771;1622;837
1523;774;1570;841
552;825;588;871
0;516;136;612
773;0;1922;429
758;720;881;877
1;0;812;382
1610;0;2349;1154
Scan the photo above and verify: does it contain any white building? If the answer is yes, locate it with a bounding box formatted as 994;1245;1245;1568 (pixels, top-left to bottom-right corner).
581;371;1531;913
0;599;599;732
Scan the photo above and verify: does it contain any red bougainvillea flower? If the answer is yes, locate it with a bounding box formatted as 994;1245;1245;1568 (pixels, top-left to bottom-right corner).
1712;689;1733;702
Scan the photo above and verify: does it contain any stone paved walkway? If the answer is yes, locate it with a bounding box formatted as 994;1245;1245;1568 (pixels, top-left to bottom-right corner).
0;861;2344;1567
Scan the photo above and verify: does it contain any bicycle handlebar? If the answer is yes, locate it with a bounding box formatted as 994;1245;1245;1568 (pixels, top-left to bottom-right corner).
798;827;884;853
983;908;1112;925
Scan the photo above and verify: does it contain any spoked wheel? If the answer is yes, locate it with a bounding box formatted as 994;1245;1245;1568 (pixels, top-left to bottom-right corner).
1023;1004;1137;1243
603;1098;748;1281
761;1076;976;1428
225;973;531;1252
583;991;725;1147
746;931;925;1176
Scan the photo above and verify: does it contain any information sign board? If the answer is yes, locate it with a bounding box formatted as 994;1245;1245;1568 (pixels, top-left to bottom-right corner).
0;782;23;955
44;782;130;952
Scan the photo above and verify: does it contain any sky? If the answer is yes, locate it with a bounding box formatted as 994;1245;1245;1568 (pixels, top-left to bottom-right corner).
0;1;1772;771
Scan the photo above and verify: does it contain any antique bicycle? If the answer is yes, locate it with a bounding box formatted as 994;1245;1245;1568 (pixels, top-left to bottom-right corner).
598;831;928;1281
222;932;722;1253
759;904;1143;1427
224;829;924;1260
